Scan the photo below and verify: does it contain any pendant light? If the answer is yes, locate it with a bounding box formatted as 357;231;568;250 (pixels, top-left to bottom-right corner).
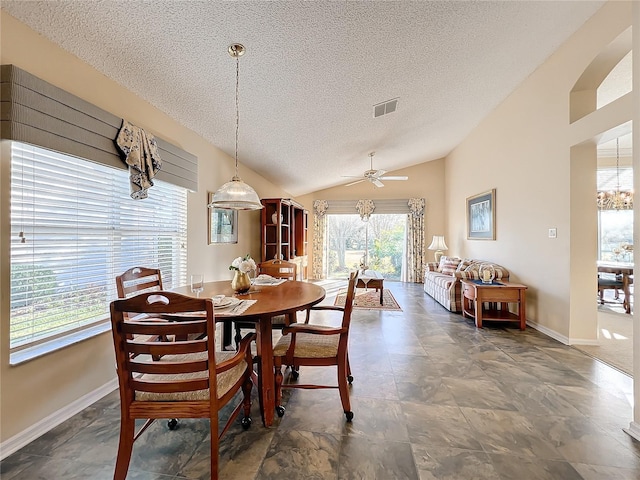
611;138;632;210
208;44;263;211
597;137;633;210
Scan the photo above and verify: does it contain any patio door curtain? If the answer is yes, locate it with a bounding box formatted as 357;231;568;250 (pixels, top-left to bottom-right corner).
406;198;426;283
312;200;329;279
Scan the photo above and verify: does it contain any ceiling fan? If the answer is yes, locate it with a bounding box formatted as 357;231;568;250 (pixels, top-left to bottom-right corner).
343;152;409;188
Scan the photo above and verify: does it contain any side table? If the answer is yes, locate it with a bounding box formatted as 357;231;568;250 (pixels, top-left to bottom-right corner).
461;280;528;330
357;270;384;305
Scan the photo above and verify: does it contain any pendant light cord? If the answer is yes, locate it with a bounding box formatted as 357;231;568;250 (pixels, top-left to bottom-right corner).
208;43;262;210
235;54;240;177
616;138;620;191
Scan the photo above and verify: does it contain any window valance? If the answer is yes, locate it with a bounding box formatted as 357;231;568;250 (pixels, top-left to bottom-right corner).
1;64;198;191
322;199;416;215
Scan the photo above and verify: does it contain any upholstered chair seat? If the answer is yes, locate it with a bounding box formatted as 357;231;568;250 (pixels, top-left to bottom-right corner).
273;327;340;359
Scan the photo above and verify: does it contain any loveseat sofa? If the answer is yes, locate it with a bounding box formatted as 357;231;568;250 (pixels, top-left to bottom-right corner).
423;257;510;312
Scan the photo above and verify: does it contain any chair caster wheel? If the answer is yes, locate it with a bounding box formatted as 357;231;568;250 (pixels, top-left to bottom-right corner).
345;411;354;422
241;416;252;430
168;418;178;430
347;375;353;384
276;406;286;417
291;370;299;380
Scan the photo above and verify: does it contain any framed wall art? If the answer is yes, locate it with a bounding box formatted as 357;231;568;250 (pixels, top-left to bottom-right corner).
466;189;496;240
208;192;238;244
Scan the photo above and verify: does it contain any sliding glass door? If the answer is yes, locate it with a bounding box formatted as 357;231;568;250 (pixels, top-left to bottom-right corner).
324;213;406;280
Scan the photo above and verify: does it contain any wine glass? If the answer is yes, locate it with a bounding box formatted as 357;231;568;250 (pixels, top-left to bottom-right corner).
248;268;257;287
190;274;204;297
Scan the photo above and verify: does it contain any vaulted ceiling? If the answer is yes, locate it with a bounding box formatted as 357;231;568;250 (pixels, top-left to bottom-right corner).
2;1;606;196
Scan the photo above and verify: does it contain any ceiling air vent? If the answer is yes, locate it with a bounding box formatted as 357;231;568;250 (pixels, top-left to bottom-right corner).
373;98;399;118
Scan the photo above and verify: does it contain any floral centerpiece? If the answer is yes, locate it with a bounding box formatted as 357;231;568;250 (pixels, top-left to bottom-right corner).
230;254;257;273
229;254;256;293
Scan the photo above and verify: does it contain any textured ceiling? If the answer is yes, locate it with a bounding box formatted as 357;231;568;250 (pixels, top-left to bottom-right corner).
2;1;606;196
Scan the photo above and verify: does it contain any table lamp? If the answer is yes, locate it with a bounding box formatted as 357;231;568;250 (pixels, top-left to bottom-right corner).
428;235;448;263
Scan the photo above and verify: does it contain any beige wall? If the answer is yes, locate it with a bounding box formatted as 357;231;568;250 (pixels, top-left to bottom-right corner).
3;0;639;448
297;158;447;272
446;1;632;341
0;12;291;444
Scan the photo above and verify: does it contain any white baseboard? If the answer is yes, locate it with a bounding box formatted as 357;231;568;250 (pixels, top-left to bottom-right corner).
526;321;569;345
0;378;118;460
623;421;640;442
568;338;601;346
526;321;600;347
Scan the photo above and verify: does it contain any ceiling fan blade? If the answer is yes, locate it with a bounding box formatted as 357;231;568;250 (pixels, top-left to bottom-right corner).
373;169;387;177
378;176;408;181
372;179;385;188
345;179;366;187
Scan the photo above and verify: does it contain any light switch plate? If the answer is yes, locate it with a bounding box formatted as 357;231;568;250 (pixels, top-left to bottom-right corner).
548;228;557;238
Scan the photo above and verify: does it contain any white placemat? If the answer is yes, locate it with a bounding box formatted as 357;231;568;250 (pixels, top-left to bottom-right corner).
211;295;235;307
253;277;287;286
216;299;257;316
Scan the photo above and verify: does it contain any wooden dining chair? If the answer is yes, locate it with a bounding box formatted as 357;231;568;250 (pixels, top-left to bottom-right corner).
598;273;623;301
598;273;632;314
116;266;168;357
110;291;255;480
233;259;302;348
257;259;313;324
257;259;297;280
116;266;164;299
272;270;358;422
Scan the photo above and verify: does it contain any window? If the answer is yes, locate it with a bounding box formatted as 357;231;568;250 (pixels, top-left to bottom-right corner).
325;213;406;280
10;142;187;359
598;210;633;261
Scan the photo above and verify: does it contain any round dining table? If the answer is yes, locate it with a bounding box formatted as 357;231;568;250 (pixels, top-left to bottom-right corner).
172;280;326;427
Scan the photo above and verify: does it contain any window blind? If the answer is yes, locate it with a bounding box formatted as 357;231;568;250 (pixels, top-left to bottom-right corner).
1;64;198;191
597;167;633;190
10;142;188;349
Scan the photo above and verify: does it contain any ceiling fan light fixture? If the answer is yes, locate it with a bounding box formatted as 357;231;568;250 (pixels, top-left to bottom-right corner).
209;43;263;211
342;151;409;187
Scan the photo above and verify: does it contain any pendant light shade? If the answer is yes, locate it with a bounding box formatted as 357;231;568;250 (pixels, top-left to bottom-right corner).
210;174;263;210
209;44;263;211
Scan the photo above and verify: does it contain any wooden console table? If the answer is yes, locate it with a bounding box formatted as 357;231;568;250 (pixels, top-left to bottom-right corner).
461;280;528;330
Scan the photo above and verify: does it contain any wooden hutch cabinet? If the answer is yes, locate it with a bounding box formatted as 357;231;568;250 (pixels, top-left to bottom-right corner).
260;198;308;279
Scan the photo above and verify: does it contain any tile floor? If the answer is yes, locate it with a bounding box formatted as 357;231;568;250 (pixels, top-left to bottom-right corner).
2;282;639;479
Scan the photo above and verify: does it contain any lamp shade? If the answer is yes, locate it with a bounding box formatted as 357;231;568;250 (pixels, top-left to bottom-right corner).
208;176;263;210
428;235;448;251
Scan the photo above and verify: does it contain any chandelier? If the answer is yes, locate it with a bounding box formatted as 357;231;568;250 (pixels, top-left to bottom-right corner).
597;138;633;210
208;44;263;211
